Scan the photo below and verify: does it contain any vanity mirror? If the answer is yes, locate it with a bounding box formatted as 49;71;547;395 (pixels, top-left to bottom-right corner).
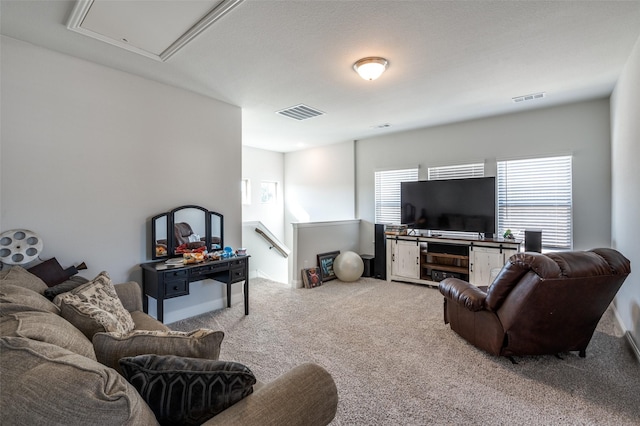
150;205;224;260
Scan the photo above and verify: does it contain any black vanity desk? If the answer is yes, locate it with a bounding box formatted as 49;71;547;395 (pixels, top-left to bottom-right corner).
140;256;249;323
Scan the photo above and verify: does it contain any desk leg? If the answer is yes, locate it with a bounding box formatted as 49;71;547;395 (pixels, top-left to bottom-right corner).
227;282;232;308
244;279;249;315
157;300;164;323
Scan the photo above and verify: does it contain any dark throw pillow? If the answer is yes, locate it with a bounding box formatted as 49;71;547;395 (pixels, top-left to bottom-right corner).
27;258;70;287
119;355;256;426
43;276;89;301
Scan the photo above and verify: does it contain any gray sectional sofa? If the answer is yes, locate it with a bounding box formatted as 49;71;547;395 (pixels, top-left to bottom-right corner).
0;265;338;425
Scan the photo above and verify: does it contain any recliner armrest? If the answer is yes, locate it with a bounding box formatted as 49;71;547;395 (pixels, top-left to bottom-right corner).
203;363;338;426
438;278;487;312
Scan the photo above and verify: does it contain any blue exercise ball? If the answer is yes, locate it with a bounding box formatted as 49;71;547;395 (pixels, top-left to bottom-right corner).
333;251;364;282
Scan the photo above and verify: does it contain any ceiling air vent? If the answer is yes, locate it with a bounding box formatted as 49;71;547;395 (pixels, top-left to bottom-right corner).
512;92;546;103
276;104;325;121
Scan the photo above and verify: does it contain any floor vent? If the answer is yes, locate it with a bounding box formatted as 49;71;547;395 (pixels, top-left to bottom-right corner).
276;104;325;121
512;92;546;103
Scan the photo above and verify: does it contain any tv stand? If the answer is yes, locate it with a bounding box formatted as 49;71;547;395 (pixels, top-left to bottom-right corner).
386;235;521;287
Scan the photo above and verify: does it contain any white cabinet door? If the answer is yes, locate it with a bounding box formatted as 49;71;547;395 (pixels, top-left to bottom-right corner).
391;239;420;279
469;247;517;287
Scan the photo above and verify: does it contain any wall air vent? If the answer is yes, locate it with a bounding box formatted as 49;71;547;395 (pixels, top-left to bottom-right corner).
512;92;546;103
276;104;325;121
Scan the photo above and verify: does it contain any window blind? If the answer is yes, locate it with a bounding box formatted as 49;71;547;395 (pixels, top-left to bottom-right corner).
374;168;418;224
428;163;485;239
428;163;484;180
497;156;572;250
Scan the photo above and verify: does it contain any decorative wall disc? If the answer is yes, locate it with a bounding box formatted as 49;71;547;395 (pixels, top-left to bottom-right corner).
0;229;44;265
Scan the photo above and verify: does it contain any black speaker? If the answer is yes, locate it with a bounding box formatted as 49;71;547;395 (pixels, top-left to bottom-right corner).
360;254;374;277
525;229;542;252
374;224;387;280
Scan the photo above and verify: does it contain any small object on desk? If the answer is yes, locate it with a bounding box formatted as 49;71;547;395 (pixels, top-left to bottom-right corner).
183;252;205;264
236;248;247;256
222;246;234;258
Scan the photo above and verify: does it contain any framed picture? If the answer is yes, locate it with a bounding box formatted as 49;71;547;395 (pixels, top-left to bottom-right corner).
317;251;340;282
302;267;323;288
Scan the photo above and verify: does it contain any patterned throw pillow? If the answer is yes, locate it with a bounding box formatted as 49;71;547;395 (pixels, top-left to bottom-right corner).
43;276;89;301
55;271;135;340
119;355;256;426
93;328;224;374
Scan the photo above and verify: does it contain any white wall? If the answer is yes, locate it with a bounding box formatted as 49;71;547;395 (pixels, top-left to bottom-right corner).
355;99;613;255
284;140;355;228
242;146;285;240
291;220;360;288
1;37;242;323
611;35;640;353
283;141;356;284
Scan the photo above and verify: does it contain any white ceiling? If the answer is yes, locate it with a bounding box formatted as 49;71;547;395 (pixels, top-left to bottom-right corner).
2;0;640;153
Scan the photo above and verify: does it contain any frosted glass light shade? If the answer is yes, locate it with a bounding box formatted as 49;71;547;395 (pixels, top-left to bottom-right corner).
353;57;388;81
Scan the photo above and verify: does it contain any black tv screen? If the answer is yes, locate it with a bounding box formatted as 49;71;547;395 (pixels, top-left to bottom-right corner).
401;177;496;234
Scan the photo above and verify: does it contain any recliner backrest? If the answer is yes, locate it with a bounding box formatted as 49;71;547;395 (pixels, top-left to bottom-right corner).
485;249;630;312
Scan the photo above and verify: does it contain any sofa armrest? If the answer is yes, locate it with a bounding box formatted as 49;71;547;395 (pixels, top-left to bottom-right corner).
203;363;338;426
114;281;143;313
438;278;487;312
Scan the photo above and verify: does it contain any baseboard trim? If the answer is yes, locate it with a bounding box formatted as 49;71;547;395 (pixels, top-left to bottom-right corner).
611;302;640;364
625;331;640;363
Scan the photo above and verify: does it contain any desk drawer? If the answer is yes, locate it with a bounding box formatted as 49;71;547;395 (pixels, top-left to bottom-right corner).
229;267;246;283
165;279;188;298
163;269;188;280
229;258;246;268
191;263;228;277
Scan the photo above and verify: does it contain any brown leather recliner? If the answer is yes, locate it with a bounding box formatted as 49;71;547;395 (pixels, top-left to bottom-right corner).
174;222;206;248
438;248;631;358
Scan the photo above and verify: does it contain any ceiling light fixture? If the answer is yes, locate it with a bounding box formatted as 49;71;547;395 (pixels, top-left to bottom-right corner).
353;57;388;81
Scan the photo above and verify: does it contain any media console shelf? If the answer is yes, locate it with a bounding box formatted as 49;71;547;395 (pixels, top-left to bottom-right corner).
386;235;522;287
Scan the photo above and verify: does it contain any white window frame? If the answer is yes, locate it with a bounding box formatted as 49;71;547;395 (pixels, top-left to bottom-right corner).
260;181;277;204
241;178;251;205
374;168;419;224
497;155;573;251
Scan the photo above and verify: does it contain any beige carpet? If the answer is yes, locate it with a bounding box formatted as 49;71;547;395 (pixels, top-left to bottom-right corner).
169;277;640;425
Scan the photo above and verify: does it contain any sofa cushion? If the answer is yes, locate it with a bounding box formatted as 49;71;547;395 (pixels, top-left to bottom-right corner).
27;257;70;287
0;310;96;360
94;328;224;374
0;283;60;314
0;337;158;426
55;271;135;340
119;355;256;426
43;276;90;301
0;265;48;294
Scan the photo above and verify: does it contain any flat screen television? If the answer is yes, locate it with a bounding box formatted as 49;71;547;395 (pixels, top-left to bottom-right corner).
401;177;496;235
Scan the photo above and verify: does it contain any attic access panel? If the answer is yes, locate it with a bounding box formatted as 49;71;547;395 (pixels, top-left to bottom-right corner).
67;0;243;61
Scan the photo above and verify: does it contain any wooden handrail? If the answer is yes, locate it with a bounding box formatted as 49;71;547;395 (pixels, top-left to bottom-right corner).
255;227;289;258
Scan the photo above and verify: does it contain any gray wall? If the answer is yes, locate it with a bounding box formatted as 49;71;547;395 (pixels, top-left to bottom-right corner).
611;35;640;352
1;37;242;323
355;99;613;256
